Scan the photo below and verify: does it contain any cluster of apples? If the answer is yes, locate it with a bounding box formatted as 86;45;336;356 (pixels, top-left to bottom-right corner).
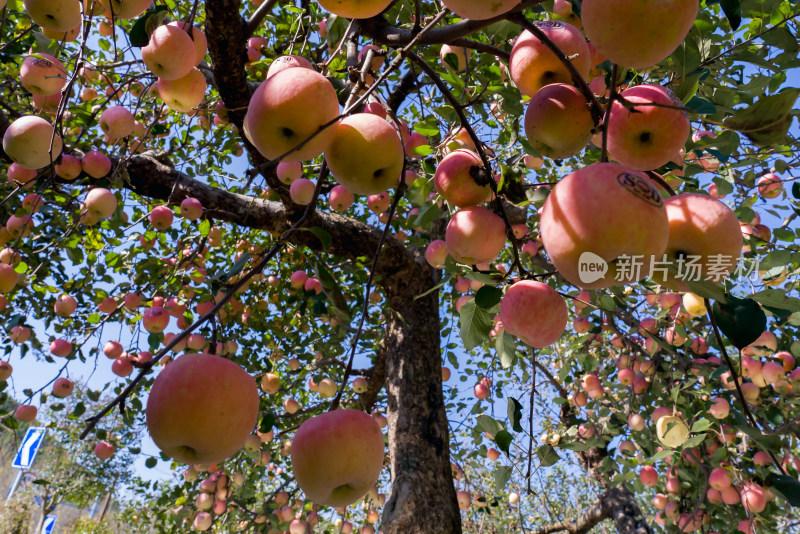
243;57;404;200
563;287;796;531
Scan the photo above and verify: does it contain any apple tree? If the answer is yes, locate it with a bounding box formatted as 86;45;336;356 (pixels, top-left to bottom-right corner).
0;0;800;533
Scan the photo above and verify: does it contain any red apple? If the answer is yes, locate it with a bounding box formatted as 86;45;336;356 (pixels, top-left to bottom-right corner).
581;0;699;69
445;206;507;265
434;149;492;207
141;24;197;80
499;280;567;348
81;150;112;178
146;353;259;464
510;21;591;98
524;83;595;160
20;53;67;96
15;404;37;422
540;162;669;289
245;68;339;163
94;441;115;460
606;84;690;171
291;409;385;507
52;377;74;397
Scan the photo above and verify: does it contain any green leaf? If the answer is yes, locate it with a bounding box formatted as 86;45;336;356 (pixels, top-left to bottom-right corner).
259;413;275;433
314;261;351;324
686;96;716;115
414;118;440;137
459;299;492;351
496;330;516;370
495;430;513;454
494;465;512;489
475;286;502;309
477;414;506;436
682;434;706;448
68;402;86;420
749;289;800;313
145;457;158;469
711;294;767;349
720;0;742;30
507;398;523;432
129;6;169;47
558;440;588;452
305;227;332;250
536;444;561;467
766;474;800;507
723;88;800;146
691;418;712;433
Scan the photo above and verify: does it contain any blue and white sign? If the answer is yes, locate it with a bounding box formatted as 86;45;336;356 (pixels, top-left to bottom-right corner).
41;514;56;534
12;427;47;469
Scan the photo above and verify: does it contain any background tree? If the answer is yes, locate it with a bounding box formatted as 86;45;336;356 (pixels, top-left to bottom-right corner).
0;1;799;534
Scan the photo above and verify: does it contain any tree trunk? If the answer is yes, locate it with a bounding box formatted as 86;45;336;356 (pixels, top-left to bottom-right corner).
380;261;461;533
603;487;652;534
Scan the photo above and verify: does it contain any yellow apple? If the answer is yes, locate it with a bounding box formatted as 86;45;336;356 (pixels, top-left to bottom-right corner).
325;113;404;195
2;116;63;170
316;0;393;19
441;0;521;20
24;0;81;31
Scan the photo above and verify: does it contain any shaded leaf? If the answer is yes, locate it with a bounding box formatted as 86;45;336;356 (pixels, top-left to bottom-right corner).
508;397;523;432
495;430;513;454
766;474;800;507
723;89;800;146
496;330;516;369
475;286;502;309
477;414;505;436
711;295;767;349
